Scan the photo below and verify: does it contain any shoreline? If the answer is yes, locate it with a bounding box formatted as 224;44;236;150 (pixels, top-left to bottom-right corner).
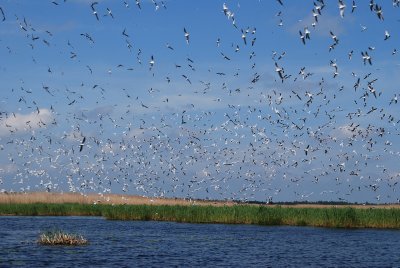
1;202;400;229
1;192;400;228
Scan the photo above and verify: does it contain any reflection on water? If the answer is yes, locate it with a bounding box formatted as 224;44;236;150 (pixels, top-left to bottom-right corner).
0;216;399;267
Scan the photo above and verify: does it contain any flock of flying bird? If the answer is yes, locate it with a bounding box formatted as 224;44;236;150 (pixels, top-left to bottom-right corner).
0;0;400;203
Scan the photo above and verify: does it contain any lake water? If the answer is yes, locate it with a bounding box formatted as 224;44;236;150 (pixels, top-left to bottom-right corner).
0;216;399;267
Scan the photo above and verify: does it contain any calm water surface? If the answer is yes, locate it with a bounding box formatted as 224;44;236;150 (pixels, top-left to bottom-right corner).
0;216;399;267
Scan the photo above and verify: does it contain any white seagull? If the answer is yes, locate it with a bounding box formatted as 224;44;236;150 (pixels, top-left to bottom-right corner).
184;28;190;44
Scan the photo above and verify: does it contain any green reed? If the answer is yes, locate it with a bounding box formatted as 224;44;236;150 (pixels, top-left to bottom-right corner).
0;203;105;216
1;203;400;229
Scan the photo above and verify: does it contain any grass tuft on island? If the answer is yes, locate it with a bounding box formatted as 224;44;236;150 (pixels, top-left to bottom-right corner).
1;202;400;229
38;230;88;246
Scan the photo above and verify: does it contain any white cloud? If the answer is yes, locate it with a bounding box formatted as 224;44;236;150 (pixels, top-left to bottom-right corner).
337;125;354;138
332;123;365;139
0;109;53;137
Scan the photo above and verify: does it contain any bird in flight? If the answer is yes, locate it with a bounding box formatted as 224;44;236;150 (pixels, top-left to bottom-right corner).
299;30;306;45
275;62;285;81
241;29;247;45
338;0;346;18
136;0;141;9
79;136;86;152
122;28;129;37
351;0;357;13
361;51;372;65
106;8;114;19
220;52;231;61
184;28;190;44
384;30;390;40
390;94;398;105
223;3;228;16
91;2;99;21
0;6;5;21
149;55;155;70
330;31;339;44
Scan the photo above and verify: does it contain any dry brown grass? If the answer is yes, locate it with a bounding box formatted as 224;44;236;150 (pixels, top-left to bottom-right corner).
0;192;236;207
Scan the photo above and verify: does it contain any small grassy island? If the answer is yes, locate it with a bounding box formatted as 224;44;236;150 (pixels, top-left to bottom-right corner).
1;192;400;229
38;230;88;246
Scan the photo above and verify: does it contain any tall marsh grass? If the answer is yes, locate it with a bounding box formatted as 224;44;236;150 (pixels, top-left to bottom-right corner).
103;205;400;228
0;203;105;216
1;203;400;228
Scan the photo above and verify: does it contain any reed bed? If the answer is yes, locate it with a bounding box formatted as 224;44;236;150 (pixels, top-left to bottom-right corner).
103;205;400;228
38;230;88;246
1;203;400;229
0;203;105;216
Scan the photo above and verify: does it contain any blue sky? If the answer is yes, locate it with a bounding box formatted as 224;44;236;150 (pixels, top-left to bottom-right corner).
0;0;400;203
